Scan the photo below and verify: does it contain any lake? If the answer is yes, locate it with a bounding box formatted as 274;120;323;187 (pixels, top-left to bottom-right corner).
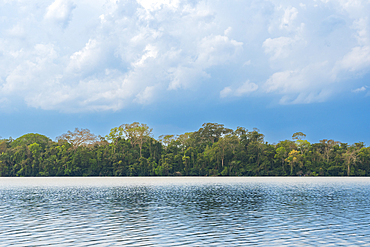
1;177;370;246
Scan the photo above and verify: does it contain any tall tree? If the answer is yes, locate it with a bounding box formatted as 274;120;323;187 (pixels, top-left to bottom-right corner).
11;133;51;149
121;122;152;157
275;146;287;174
319;139;340;164
292;132;306;141
176;132;193;152
285;150;302;175
194;123;233;145
343;145;359;176
57;128;98;148
216;134;239;168
159;135;175;150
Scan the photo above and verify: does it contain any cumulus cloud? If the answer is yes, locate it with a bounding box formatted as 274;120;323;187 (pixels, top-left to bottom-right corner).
235;81;259;96
168;34;243;90
280;7;298;31
336;46;370;72
134;85;158;105
132;44;158;68
45;0;76;28
137;0;180;11
263;36;300;60
261;0;370;104
352;86;366;93
220;81;258;98
1;0;370;112
67;39;103;74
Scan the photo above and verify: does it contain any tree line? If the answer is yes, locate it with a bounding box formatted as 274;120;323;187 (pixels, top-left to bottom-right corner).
0;122;369;177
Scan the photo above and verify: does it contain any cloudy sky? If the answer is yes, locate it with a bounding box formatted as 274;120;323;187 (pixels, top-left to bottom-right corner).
0;0;369;144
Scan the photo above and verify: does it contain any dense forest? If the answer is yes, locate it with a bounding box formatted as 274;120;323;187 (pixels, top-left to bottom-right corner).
1;122;369;177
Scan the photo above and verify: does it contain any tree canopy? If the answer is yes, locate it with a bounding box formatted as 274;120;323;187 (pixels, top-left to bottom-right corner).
11;133;51;148
1;122;369;177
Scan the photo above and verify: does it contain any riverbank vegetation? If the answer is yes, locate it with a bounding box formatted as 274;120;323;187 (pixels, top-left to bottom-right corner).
1;122;369;176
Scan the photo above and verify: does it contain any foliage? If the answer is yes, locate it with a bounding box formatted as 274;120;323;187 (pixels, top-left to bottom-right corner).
1;123;369;177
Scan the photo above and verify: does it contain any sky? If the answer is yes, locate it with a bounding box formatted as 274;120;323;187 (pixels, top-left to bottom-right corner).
0;0;370;144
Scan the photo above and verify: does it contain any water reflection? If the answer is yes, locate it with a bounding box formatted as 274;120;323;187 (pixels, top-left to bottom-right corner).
1;177;370;246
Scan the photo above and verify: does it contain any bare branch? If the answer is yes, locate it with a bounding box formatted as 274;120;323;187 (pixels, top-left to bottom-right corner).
56;128;98;148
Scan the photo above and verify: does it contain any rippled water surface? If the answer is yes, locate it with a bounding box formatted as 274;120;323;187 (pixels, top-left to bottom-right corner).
1;177;370;246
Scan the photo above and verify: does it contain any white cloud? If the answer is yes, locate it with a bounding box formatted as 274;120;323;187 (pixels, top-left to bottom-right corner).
280;7;298;31
196;35;243;67
220;87;232;98
264;70;297;94
261;0;370;104
336;46;370;72
279;90;331;104
137;0;180;11
224;27;232;36
3;44;59;95
263;61;333;103
235;81;258;96
352;86;366;93
353;18;369;45
1;0;370;112
168;66;209;90
67;39;103;74
167;34;243;90
132;44;158;68
263;36;300;60
220;81;258;98
7;24;26;38
45;0;76;28
134;85;158;105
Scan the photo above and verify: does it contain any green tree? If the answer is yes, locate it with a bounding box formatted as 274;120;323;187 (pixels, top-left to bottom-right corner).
11;133;51;149
343;145;359;176
215;134;239;168
319;139;340;164
159;135;175;150
194;123;233;145
121;122;152;157
285;150;302;175
292;132;306;141
275;146;287;174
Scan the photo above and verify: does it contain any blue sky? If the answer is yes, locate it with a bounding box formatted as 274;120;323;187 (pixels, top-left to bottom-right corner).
0;0;370;144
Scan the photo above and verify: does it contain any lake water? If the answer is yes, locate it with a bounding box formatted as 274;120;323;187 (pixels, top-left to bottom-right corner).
1;177;370;246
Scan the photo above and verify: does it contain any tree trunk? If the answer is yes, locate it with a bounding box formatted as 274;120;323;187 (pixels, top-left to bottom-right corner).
290;163;294;176
347;163;350;176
